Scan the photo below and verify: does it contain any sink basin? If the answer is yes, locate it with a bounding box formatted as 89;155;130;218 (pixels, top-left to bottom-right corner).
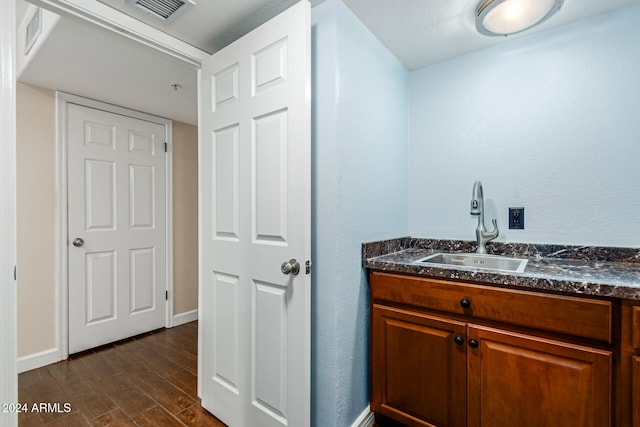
414;252;528;273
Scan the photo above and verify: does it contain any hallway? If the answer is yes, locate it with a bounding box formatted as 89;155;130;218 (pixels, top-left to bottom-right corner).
18;322;225;426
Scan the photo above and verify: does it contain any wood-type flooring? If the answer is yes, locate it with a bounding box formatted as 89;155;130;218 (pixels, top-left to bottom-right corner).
18;321;226;426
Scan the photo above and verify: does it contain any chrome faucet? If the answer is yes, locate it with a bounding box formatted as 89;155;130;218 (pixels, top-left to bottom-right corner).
470;181;498;254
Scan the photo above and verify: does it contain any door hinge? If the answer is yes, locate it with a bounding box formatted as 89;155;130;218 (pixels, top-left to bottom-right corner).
164;142;168;153
165;290;168;300
305;260;311;275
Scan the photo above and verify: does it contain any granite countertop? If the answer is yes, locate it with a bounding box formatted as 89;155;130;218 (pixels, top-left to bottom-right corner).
363;237;640;300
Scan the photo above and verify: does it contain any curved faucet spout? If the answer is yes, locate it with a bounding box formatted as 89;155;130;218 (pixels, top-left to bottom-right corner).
470;182;499;254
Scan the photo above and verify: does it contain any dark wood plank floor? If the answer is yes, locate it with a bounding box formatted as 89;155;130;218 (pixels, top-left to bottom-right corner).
18;321;227;426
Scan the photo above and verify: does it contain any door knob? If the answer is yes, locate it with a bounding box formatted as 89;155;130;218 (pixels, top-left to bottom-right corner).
72;238;85;247
281;259;300;276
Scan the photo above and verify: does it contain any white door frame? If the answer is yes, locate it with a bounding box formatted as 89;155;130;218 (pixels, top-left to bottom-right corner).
0;0;18;425
56;92;174;359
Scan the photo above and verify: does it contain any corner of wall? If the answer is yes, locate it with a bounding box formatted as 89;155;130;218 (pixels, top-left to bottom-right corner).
311;2;341;425
312;1;410;426
406;6;640;246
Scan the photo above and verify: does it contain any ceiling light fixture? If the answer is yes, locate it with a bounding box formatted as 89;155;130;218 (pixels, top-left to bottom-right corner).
475;0;564;37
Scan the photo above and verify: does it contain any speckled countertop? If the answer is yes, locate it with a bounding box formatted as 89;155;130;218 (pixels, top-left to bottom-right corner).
363;237;640;300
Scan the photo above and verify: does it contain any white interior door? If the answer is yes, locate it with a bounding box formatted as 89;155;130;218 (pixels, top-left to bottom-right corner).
67;102;167;354
199;1;311;426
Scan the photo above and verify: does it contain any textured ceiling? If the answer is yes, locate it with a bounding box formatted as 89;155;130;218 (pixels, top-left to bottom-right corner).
342;0;640;70
95;0;324;53
16;0;640;125
18;9;199;124
90;0;640;69
19;0;640;69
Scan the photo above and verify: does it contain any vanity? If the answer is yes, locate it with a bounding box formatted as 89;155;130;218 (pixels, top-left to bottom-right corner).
363;238;640;427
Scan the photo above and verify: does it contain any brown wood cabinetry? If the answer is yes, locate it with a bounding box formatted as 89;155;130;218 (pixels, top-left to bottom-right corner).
370;271;615;427
632;306;640;348
634;356;640;426
466;325;610;427
618;302;640;427
372;305;467;427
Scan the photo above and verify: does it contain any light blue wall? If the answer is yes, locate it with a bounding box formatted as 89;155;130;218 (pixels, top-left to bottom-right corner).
311;1;409;425
408;5;640;247
310;3;640;426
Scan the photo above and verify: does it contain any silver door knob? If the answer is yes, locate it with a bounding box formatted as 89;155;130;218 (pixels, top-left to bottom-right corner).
281;259;300;276
72;238;85;247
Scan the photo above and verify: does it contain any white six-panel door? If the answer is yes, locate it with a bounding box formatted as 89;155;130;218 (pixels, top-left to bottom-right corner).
198;1;311;426
67;103;167;354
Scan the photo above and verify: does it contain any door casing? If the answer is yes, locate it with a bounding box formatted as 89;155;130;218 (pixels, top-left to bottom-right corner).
0;0;18;424
56;92;174;359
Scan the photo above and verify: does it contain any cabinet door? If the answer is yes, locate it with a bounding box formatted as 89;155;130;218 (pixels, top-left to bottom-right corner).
372;305;467;427
633;356;640;427
467;325;611;427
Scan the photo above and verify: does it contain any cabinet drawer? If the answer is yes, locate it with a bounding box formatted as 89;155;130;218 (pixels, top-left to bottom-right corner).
370;272;612;343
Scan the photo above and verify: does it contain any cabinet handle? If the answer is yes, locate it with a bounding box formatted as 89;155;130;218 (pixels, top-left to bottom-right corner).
460;298;471;308
468;339;479;348
454;335;464;345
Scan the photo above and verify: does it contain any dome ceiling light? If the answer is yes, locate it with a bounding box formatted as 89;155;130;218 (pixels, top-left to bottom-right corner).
475;0;564;36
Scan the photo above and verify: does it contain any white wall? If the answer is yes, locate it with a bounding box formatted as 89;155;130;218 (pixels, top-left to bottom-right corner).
408;5;640;247
16;83;57;358
172;121;198;317
311;1;408;425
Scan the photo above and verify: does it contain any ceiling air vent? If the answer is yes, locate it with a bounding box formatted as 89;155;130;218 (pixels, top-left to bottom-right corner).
128;0;195;22
24;7;42;55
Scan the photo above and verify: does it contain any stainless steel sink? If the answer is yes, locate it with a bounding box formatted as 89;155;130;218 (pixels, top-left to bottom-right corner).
414;252;528;273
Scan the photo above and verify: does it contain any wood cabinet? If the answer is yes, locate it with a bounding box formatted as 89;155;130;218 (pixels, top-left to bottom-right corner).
372;305;467;427
466;325;610;427
370;271;614;427
617;302;640;427
634;356;640;426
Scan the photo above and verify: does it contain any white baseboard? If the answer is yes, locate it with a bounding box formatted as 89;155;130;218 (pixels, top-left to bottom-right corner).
351;406;375;427
172;309;198;327
17;348;59;373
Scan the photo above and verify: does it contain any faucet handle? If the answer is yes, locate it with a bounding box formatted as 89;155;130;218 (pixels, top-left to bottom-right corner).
489;218;499;236
480;218;499;239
